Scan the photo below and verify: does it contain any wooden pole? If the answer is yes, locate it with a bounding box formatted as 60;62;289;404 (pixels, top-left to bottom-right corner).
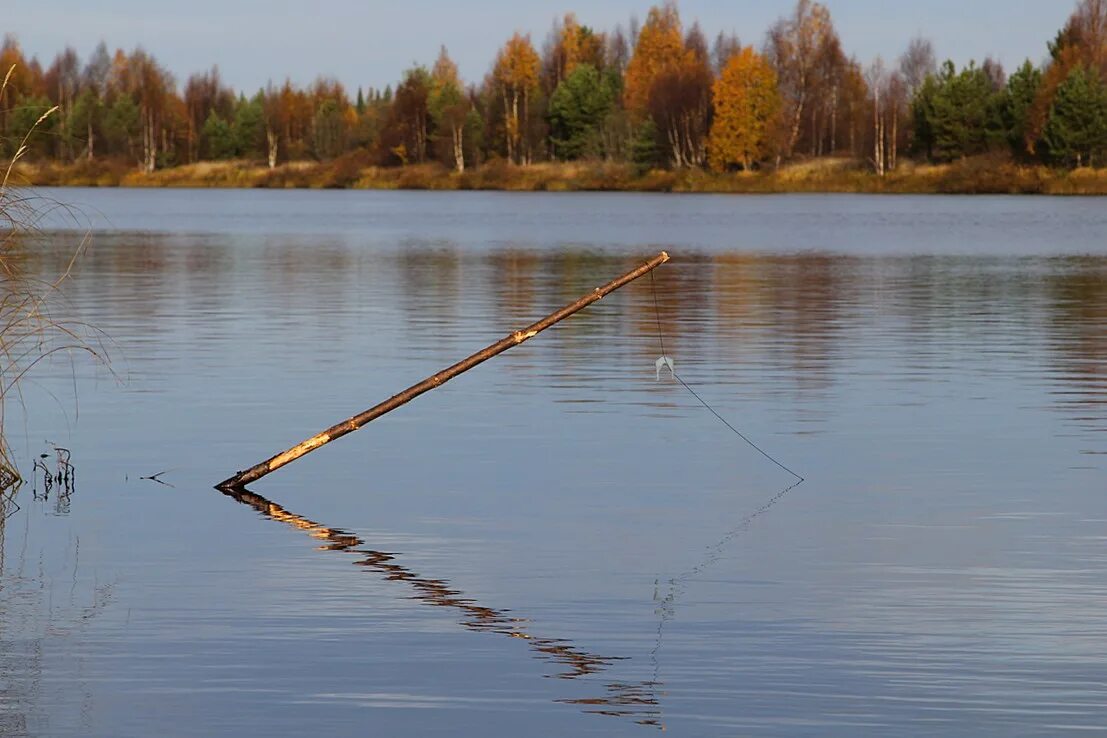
216;251;671;490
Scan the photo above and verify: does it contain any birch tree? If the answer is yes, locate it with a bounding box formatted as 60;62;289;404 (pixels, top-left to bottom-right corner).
764;0;842;158
79;43;111;160
430;47;470;172
493;33;540;164
867;58;887;176
44;48;81;160
110;49;175;173
898;37;937;99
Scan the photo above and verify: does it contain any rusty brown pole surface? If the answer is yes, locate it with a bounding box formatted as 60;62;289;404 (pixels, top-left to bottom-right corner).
216;251;671;490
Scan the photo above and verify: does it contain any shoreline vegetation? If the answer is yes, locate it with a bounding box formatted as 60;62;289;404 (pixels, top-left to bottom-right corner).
17;154;1107;194
5;0;1107;196
16;155;1107;195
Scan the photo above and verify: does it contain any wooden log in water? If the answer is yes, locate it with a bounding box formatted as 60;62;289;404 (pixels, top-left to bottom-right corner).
216;251;671;490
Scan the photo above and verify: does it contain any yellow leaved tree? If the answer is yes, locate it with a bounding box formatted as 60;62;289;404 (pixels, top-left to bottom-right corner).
708;47;782;171
623;3;689;118
542;12;608;92
493;33;541;164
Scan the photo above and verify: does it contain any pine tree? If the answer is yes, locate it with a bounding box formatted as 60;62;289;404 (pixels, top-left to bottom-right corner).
201;111;236;159
1043;65;1107;167
548;64;617;160
6;96;57;159
911;61;1004;161
105;96;141;159
233;95;266;159
1001;60;1042;158
69;89;103;161
629;117;661;168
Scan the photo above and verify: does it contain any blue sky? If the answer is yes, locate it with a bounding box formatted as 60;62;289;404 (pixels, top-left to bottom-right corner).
9;0;1073;93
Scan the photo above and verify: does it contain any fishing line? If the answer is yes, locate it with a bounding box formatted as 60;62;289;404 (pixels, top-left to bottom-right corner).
647;268;805;483
642;264;807;716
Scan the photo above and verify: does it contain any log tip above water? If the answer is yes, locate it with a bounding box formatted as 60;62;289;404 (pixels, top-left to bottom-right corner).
215;477;243;492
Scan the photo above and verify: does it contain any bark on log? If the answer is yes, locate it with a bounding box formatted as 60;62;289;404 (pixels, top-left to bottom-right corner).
216;251;671;490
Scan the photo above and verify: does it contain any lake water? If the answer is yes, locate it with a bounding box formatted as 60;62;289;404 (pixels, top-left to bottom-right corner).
2;189;1104;736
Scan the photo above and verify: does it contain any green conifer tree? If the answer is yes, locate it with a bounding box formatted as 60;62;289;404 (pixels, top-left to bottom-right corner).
1000;60;1043;158
1043;65;1107;168
201;111;236;160
911;61;1004;161
548;64;617;160
105;96;140;159
233;95;266;159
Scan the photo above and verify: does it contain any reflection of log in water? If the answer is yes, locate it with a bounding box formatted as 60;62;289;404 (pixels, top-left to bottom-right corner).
220;488;663;728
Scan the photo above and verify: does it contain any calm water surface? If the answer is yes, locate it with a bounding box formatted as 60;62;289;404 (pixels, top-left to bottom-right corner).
1;190;1105;736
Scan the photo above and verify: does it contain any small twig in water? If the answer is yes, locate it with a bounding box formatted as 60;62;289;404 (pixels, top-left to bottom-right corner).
140;470;175;488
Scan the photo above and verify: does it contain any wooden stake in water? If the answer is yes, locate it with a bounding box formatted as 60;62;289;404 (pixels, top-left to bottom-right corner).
216;251;671;490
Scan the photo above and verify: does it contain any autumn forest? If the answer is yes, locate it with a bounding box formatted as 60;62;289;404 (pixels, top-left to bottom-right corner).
5;0;1107;192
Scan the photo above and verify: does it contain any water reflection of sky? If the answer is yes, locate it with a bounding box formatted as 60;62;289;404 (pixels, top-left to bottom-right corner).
2;190;1105;736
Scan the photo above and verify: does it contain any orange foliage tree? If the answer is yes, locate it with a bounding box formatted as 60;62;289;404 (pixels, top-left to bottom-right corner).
493;33;540;164
624;2;713;167
623;3;688;118
708;47;781;171
545;13;605;88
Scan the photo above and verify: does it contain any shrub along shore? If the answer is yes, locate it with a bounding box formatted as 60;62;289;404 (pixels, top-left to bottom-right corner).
18;156;1107;195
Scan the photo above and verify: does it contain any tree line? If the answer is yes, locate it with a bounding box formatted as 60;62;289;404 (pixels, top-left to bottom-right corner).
3;0;1107;175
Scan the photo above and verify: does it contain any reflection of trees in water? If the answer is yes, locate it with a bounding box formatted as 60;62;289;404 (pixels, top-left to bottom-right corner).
0;491;114;737
13;237;1104;730
221;487;664;728
23;236;1106;444
20;237;1106;441
1045;258;1107;444
397;246;466;360
893;255;1106;447
493;250;647;370
711;253;847;400
489;250;541;323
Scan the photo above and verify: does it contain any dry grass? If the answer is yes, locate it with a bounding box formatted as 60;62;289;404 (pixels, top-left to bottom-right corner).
13;147;1107;195
1;65;106;507
1046;166;1107;194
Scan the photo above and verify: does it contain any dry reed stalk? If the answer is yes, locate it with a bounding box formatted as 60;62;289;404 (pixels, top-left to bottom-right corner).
0;64;106;509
